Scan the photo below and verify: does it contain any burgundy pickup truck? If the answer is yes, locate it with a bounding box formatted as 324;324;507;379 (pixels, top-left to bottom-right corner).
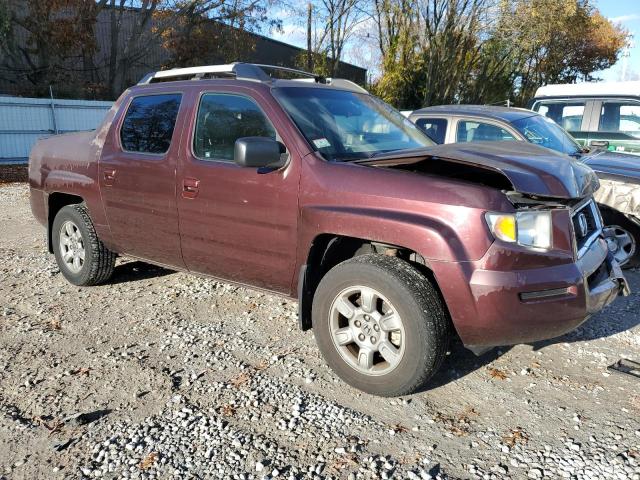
29;63;628;396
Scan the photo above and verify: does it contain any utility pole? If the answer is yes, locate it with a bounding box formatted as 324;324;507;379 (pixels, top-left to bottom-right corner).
621;37;633;81
307;2;313;72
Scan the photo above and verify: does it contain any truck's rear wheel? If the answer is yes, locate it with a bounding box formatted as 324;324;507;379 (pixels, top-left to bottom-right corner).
52;204;116;286
312;254;450;396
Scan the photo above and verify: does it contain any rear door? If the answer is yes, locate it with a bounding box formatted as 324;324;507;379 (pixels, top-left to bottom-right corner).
99;91;186;267
176;87;301;294
412;116;449;144
532;99;589;146
589;99;640;154
453;118;519;143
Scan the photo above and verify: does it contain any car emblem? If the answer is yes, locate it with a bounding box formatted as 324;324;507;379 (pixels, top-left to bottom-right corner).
577;213;589;238
362;324;372;335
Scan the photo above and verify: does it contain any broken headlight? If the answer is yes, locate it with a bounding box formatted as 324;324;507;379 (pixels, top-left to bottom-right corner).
485;211;552;250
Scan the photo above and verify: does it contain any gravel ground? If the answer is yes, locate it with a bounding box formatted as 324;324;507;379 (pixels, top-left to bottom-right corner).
0;182;639;480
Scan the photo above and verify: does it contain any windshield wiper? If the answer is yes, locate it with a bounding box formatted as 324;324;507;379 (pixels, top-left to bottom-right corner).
329;152;375;162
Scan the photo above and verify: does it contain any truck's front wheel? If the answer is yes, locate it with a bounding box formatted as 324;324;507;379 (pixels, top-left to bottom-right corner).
52;204;116;286
600;207;640;269
312;254;450;397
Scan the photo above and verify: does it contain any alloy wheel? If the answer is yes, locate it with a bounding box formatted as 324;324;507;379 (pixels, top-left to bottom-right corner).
329;285;405;376
59;220;85;273
605;225;636;266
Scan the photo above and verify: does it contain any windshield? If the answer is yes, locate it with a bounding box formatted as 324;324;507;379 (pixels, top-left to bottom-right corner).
511;114;583;156
272;87;434;161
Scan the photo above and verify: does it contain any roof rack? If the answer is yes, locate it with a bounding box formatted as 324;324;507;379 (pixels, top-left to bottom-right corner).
137;62;367;93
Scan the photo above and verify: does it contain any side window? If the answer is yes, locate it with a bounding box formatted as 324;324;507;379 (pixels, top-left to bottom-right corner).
599;102;640;138
456;120;516;143
415;117;448;144
535;101;585;131
194;93;276;161
120;94;182;154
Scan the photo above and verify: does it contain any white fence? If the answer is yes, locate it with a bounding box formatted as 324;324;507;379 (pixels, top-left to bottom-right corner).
0;96;113;163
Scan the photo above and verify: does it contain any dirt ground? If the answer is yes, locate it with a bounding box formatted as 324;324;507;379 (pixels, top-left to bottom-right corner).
0;182;639;480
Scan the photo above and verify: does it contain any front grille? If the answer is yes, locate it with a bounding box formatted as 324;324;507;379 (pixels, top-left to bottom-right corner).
572;200;602;258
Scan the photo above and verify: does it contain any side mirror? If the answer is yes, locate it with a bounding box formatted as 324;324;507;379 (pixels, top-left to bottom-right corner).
234;137;286;169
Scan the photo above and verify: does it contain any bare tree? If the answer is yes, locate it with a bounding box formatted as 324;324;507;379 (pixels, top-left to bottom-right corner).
301;0;367;77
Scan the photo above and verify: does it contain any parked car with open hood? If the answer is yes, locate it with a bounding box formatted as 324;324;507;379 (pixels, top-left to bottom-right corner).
530;81;640;155
29;64;628;397
409;105;640;268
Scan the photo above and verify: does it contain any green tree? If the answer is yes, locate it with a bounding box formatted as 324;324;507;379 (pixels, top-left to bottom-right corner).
370;0;421;107
371;0;495;108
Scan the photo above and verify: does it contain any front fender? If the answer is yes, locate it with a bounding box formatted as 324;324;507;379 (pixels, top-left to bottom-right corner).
297;203;493;269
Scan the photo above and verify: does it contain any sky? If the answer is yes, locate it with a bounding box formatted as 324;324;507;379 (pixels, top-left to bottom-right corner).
270;0;640;83
595;0;640;81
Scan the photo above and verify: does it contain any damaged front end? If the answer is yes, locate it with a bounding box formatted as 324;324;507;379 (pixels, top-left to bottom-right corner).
580;151;640;266
358;141;629;349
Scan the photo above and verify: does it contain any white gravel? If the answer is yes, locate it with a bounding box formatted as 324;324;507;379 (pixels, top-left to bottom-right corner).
1;182;639;480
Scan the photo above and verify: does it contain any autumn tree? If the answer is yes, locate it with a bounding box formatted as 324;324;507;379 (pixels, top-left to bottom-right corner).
371;0;629;108
495;0;629;104
0;0;281;99
156;0;281;69
100;0;163;99
0;0;101;97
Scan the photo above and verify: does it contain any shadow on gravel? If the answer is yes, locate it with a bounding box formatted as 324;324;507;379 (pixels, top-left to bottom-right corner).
71;409;112;426
418;267;637;392
421;340;513;391
109;260;175;285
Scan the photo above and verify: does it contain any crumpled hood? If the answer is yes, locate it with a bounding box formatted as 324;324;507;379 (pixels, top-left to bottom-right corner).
581;150;640;185
358;141;600;199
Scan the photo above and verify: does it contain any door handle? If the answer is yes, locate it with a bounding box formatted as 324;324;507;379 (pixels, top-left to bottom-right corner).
103;168;116;186
182;178;200;199
590;140;609;148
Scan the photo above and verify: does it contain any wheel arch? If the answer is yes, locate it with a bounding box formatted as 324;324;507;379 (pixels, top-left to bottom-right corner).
47;192;85;253
294;205;483;331
297;233;441;331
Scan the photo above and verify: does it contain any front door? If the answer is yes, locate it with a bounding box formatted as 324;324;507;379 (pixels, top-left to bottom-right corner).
99;92;186;268
177;88;301;294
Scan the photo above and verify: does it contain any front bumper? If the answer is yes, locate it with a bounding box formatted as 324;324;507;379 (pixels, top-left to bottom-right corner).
432;235;629;351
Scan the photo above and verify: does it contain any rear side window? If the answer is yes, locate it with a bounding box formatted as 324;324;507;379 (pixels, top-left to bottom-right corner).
599;102;640;138
414;117;447;144
120;94;182;154
535;101;585;131
194;93;276;161
456;120;516;142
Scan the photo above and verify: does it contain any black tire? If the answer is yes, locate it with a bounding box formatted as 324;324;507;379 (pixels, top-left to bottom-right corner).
52;204;116;286
312;254;450;397
600;207;640;269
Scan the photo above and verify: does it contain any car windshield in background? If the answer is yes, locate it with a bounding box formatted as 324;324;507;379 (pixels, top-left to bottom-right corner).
273;87;434;161
511;114;583;156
